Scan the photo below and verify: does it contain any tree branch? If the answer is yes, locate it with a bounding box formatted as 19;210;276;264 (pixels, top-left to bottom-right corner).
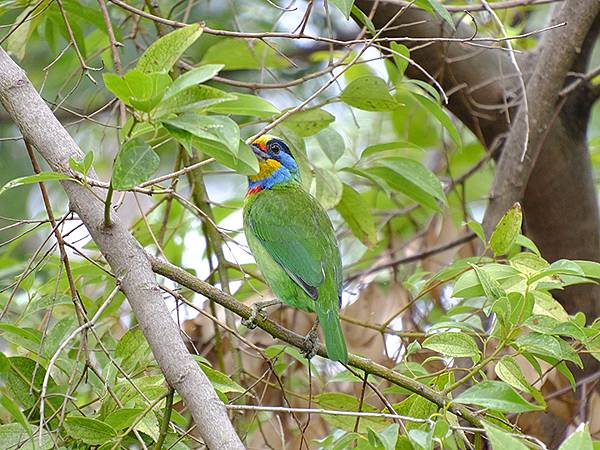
0;47;244;450
149;255;484;428
482;0;600;232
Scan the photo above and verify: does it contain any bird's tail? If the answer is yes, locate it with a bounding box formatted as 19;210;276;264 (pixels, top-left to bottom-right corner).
315;305;348;364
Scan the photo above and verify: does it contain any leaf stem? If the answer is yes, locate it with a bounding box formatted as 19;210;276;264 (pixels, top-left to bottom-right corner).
104;181;114;227
443;339;506;395
154;387;175;450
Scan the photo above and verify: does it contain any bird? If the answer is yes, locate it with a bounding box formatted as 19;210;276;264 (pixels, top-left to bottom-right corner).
242;134;348;363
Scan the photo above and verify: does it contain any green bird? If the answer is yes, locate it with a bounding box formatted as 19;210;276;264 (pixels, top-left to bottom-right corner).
242;135;348;363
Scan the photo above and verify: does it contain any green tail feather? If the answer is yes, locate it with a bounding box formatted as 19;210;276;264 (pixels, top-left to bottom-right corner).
316;306;348;364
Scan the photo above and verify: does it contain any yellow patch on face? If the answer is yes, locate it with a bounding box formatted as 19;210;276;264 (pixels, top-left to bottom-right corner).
252;134;276;150
249;158;282;182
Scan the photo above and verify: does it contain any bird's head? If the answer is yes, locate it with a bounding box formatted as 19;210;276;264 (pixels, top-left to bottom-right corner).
251;135;297;172
247;135;300;195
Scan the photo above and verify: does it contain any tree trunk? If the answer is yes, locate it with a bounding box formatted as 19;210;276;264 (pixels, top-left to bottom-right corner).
0;47;244;450
354;0;600;445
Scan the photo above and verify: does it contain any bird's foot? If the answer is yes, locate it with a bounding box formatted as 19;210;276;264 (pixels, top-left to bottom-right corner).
242;299;281;329
302;319;320;360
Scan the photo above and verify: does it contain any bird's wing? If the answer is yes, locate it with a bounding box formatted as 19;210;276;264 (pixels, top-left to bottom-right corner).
246;187;335;299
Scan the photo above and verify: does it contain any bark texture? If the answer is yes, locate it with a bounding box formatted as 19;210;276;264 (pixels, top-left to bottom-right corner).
0;48;244;450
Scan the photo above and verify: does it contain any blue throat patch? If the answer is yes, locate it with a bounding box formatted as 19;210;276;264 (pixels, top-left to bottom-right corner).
276;152;301;182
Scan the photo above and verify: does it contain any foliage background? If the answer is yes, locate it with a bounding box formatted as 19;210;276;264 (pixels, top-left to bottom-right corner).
0;0;599;448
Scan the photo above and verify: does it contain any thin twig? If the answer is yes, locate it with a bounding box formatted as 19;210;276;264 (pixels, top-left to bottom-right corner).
39;283;121;446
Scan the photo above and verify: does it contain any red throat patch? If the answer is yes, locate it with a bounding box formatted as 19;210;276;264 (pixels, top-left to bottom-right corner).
246;185;263;197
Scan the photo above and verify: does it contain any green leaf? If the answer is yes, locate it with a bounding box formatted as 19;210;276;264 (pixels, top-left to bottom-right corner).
405;79;441;103
344;167;393;196
516;332;582;367
422;332;480;358
366;166;438;210
371;157;446;207
162;115;258;175
575;260;600;279
163;114;239;155
112;138;160;190
207;93;280;118
351;5;376;34
0;172;74;196
408;429;432;450
466;220;486;243
489;203;523;256
510;252;549;276
314;167;343;209
483;422;528;450
0;395;32;442
531;291;569;321
25;293;72;316
528;259;584;284
360;140;424;159
63;416;117;445
0;324;41;354
315;127;346;164
390;42;410;77
5;3;47;60
199;364;246;394
0;353;9;373
103;72;130;101
470;263;505;301
130;70;172;112
115;328;152;373
454;380;542;413
104;70;172;112
314;393;388;432
137;412;160;441
526;315;585;341
452;263;520;298
413;93;460;146
43;316;77;358
371;424;399;450
154;85;235;117
340;76;400;111
201;38;289;70
336;183;376;246
558;424;593;450
164;64;224;99
281;108;335;137
105;408;145;430
494;356;531;392
137;24;203;73
0;423;52;450
414;0;455;30
69;151;94;176
515;234;541;256
331;0;355;19
381;157;445;203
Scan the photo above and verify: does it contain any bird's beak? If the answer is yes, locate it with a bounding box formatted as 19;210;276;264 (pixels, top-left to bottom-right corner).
251;144;269;160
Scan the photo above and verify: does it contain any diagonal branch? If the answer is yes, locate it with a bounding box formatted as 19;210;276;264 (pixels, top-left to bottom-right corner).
149;255;484;428
0;47;244;450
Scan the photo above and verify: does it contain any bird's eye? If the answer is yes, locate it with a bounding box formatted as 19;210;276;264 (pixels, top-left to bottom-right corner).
269;141;281;153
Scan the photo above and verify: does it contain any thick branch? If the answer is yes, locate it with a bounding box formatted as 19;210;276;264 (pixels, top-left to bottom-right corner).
482;0;600;231
0;47;244;450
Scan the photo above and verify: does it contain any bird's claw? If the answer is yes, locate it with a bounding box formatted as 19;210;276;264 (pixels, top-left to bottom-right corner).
302;323;320;360
242;299;281;329
242;303;266;329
